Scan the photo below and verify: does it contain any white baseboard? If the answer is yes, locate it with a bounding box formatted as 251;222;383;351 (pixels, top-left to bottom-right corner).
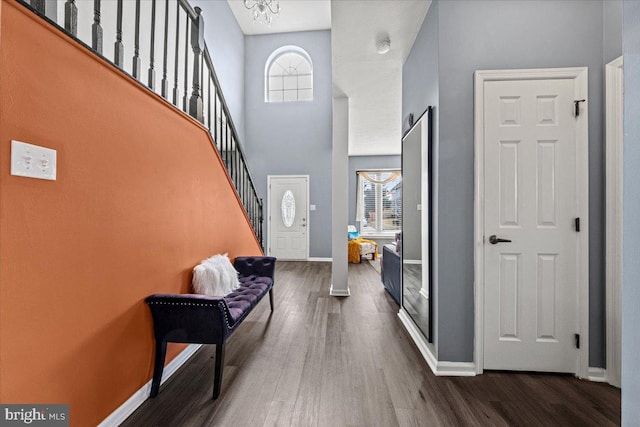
97;344;203;427
329;284;351;297
399;309;438;371
307;257;332;262
403;260;422;265
398;309;476;377
435;361;477;376
587;367;607;382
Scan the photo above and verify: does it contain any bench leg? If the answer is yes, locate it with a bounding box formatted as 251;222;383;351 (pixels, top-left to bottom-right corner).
269;289;274;311
212;343;225;400
150;340;167;398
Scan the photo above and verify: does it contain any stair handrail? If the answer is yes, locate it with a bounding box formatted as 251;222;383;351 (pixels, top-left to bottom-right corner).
18;0;264;248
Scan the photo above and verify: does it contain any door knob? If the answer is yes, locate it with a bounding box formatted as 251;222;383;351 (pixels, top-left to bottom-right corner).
489;235;512;244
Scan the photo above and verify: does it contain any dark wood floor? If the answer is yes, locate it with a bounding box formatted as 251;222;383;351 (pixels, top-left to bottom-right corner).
123;261;620;427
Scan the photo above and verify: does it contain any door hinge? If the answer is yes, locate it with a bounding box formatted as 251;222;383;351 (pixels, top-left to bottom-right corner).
575;333;580;349
574;217;581;232
574;99;586;117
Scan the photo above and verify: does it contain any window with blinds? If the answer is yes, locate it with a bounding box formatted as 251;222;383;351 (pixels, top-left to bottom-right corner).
356;170;402;235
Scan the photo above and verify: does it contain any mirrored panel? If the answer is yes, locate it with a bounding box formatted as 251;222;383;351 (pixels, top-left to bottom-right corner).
401;107;433;342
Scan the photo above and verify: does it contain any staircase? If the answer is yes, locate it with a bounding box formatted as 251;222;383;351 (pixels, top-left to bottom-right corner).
20;0;263;247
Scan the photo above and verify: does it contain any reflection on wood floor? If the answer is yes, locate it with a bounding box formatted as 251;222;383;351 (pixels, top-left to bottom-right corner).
402;263;430;338
122;261;620;427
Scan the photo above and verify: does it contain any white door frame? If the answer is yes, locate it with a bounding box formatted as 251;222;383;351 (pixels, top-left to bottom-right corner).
605;56;623;388
266;175;310;260
473;67;590;378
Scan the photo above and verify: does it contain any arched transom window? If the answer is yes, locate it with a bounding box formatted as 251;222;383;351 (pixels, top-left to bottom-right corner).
265;46;313;103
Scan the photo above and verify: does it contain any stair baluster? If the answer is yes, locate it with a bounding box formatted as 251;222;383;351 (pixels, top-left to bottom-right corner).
17;0;265;249
148;0;157;90
132;0;141;79
64;0;77;36
92;0;102;54
161;0;170;98
114;0;124;67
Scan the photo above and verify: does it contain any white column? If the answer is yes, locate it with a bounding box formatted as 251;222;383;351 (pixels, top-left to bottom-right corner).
330;96;350;296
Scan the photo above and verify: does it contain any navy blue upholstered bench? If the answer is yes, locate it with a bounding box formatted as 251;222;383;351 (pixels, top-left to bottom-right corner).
145;256;276;400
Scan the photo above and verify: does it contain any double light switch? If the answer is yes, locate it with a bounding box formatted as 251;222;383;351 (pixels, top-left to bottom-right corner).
11;140;57;181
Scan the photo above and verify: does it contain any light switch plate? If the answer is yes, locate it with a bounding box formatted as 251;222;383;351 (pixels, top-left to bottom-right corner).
310;204;316;211
11;140;57;181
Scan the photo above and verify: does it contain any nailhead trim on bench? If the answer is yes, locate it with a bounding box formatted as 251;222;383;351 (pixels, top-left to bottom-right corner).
219;301;233;329
146;300;235;329
148;302;217;307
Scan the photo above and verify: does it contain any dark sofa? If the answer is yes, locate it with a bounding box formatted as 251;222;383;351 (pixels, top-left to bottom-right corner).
381;242;401;305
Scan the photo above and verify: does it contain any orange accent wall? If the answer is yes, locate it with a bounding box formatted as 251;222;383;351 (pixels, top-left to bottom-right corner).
0;2;262;425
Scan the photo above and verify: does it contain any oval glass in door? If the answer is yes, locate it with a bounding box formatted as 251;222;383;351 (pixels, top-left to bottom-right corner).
281;190;296;228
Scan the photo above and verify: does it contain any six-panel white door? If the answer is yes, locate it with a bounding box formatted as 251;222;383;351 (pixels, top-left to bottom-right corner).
483;79;579;373
268;176;308;260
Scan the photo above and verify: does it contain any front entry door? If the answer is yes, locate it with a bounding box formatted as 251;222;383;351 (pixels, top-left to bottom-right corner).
482;78;581;373
268;176;308;260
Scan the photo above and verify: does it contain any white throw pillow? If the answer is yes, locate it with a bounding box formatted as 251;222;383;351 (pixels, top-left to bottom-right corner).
192;254;240;296
222;254;241;292
192;262;223;296
205;253;241;293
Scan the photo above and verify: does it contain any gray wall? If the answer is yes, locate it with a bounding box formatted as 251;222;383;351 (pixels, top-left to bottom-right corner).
405;0;608;365
402;0;440;354
402;0;439;137
603;0;623;65
622;2;640;423
192;0;246;143
244;31;333;258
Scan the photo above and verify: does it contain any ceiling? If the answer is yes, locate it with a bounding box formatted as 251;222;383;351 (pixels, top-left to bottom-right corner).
332;0;430;156
228;0;430;156
227;0;331;35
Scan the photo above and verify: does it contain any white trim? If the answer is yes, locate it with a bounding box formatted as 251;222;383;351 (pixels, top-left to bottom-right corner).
419;288;430;300
97;344;202;427
398;309;476;376
329;284;351;297
360;233;398;240
399;309;437;371
587;367;608;383
473;67;590;378
355;168;402;172
436;362;477;376
403;260;422;265
605;55;623;388
266;175;310;260
307;257;332;262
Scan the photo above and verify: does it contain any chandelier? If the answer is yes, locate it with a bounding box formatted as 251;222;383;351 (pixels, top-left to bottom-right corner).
244;0;280;25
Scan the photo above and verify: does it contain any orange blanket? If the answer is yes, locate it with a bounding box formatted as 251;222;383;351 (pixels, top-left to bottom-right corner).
348;238;378;263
